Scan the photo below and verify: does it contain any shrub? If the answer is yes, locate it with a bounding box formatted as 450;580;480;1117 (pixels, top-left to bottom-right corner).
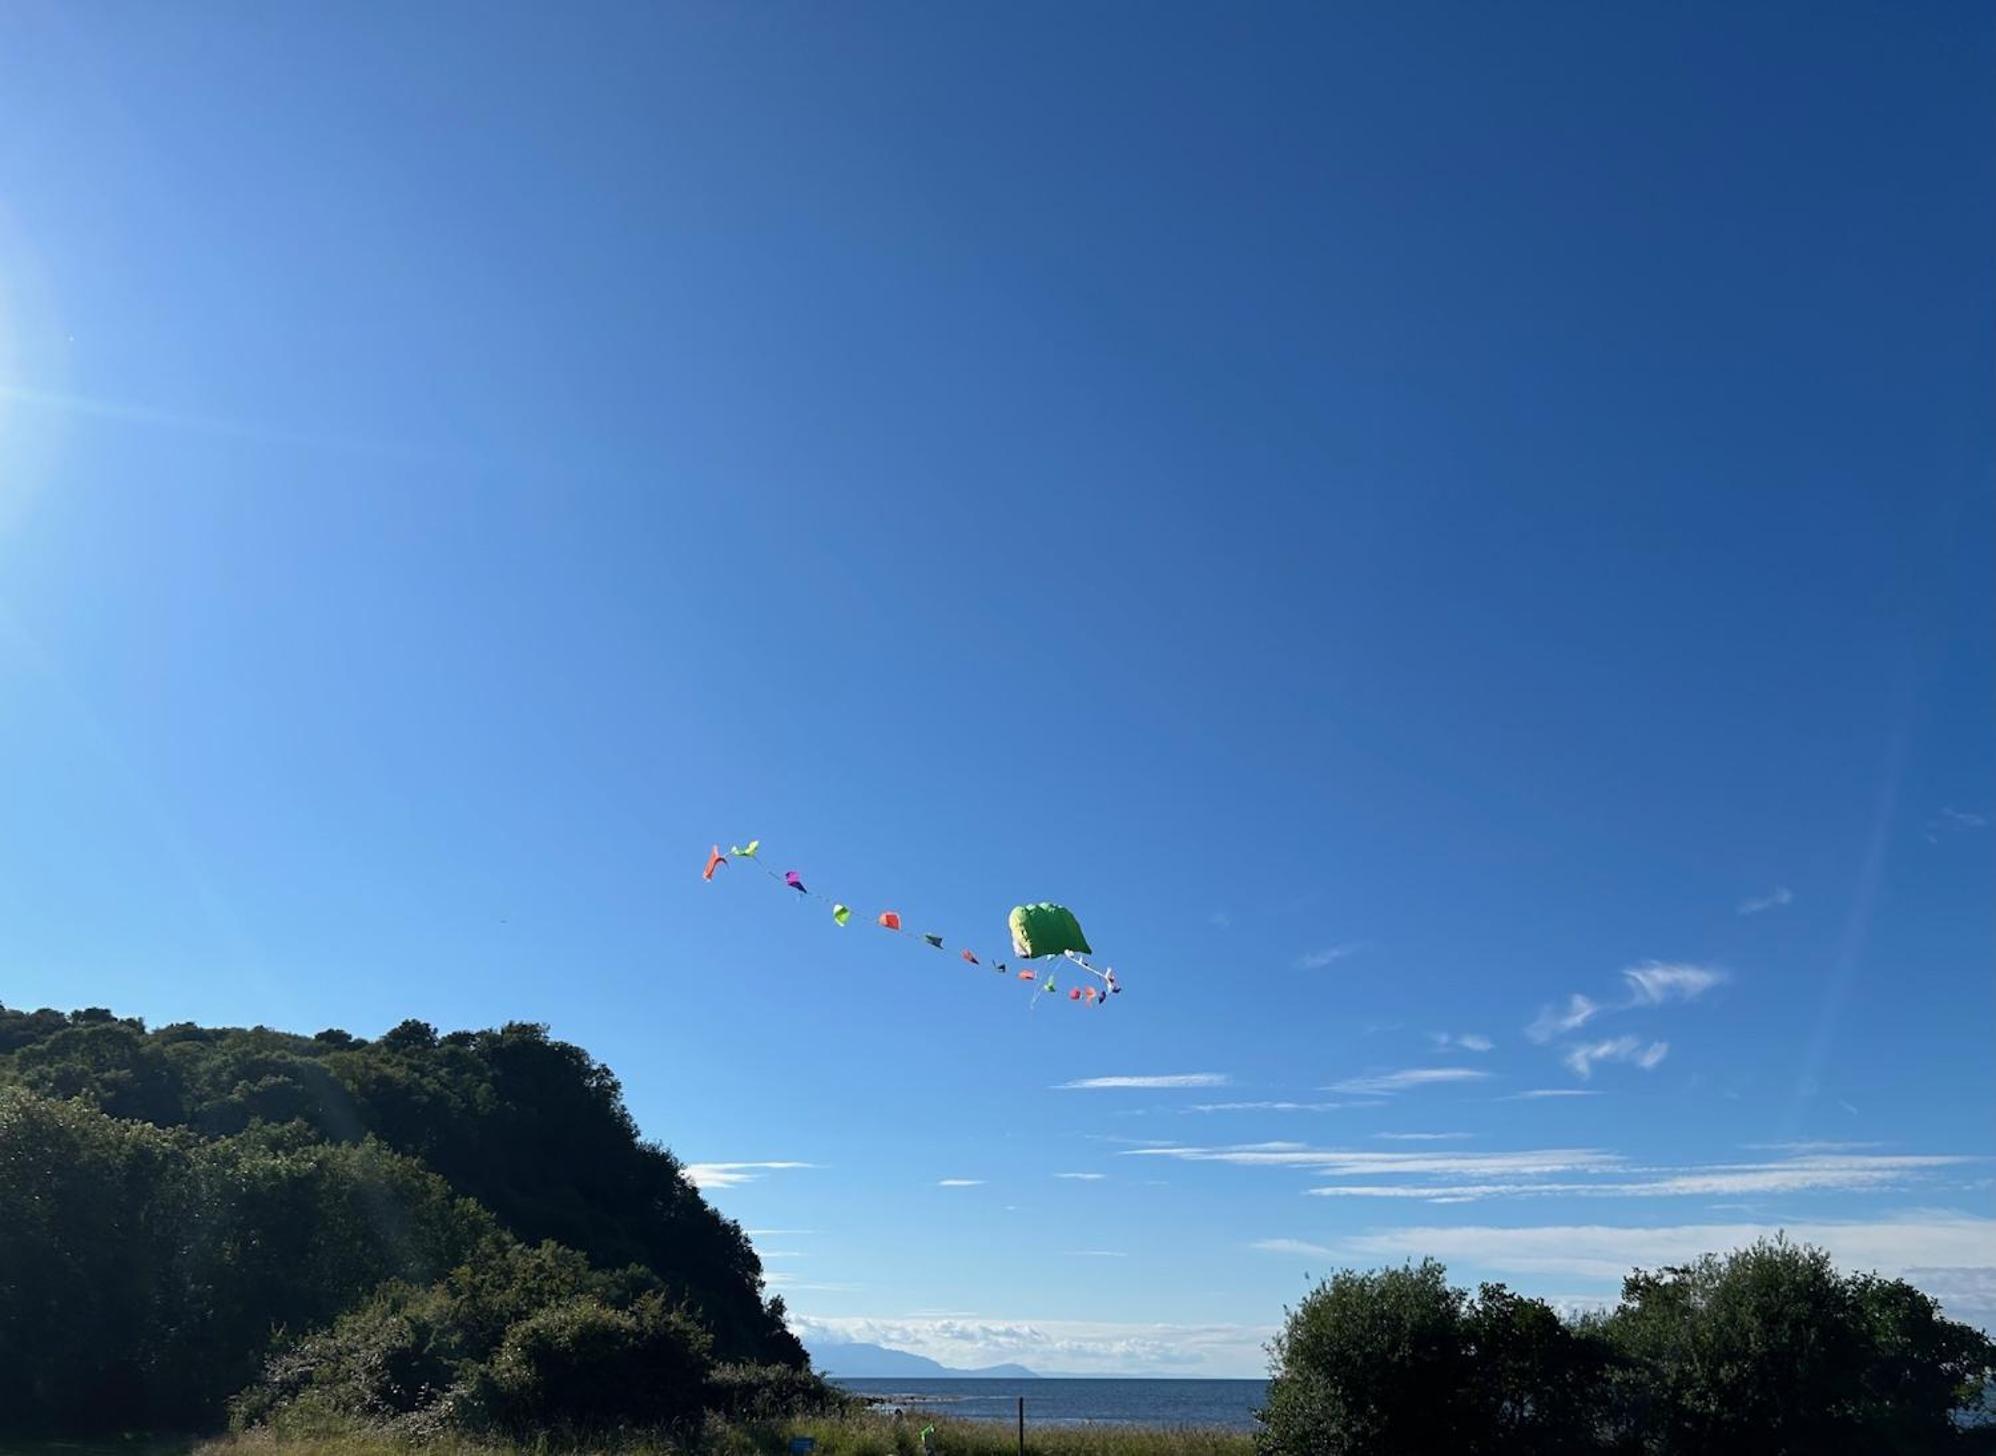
707;1360;855;1422
488;1292;712;1432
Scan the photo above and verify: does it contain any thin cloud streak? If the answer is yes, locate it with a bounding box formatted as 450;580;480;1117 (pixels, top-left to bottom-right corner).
1056;1073;1232;1090
1506;1089;1604;1100
1328;1067;1493;1095
1304;1154;1974;1203
1122;1144;1619;1177
684;1161;816;1190
1250;1238;1334;1257
1373;1132;1471;1141
1125;1144;1973;1203
1330;1214;1996;1288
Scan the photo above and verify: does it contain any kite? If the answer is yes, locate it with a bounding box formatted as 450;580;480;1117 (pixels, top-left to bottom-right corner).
1009;903;1092;959
701;838;1125;1010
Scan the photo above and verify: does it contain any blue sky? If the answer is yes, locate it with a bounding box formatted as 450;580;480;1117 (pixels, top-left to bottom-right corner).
2;3;1991;1376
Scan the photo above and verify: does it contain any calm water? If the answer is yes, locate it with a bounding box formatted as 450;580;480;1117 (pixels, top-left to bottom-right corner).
835;1378;1268;1432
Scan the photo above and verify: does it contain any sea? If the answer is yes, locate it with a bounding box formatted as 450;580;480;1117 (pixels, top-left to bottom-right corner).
834;1378;1268;1432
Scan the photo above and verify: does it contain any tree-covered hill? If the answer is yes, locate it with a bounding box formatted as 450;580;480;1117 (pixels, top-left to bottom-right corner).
0;1004;806;1434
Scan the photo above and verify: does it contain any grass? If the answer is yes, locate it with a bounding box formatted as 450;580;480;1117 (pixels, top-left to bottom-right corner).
183;1414;1255;1456
0;1444;200;1456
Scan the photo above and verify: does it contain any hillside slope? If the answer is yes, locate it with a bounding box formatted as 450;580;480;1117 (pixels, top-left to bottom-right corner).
0;1006;801;1367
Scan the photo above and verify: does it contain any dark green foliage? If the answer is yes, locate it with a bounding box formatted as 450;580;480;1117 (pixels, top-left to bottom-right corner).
1257;1261;1605;1456
0;1086;492;1434
0;1003;808;1437
1260;1247;1992;1456
707;1361;856;1424
1601;1236;1996;1454
488;1293;712;1432
233;1239;843;1439
0;1004;800;1370
1465;1282;1611;1453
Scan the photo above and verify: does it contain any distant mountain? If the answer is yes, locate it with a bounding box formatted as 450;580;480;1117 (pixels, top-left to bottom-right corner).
806;1339;1038;1379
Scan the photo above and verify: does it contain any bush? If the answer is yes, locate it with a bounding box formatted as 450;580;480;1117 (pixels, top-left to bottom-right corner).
488;1293;712;1432
707;1361;854;1422
236;1237;734;1439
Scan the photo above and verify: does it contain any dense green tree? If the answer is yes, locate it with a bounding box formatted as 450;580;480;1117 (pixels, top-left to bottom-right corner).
0;1086;493;1433
1257;1260;1606;1456
1602;1237;1995;1454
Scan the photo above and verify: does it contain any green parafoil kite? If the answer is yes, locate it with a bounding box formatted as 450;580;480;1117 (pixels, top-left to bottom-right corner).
1008;902;1093;959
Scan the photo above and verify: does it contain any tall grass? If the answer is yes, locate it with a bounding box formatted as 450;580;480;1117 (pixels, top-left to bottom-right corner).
192;1413;1255;1456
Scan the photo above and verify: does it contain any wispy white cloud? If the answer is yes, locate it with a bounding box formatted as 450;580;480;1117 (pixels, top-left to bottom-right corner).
789;1314;1276;1378
1936;806;1987;831
1187;1100;1356;1113
937;1178;985;1187
1127;1141;1975;1206
1067;1250;1128;1258
765;1275;864;1293
1303;1155;1974;1203
1431;1032;1495;1053
685;1161;816;1190
1563;1036;1668;1078
1505;1089;1604;1100
1328;1067;1492;1095
1622;962;1725;1005
1737;887;1794;916
1250;1238;1334;1257
1528;965;1723;1072
1208;910;1233;928
1744;1140;1882;1153
1373;1131;1471;1141
1056;1073;1231;1090
1327;1214;1996;1298
1055;1172;1107;1181
1527;994;1601;1043
1297;944;1364;970
1123;1144;1618;1177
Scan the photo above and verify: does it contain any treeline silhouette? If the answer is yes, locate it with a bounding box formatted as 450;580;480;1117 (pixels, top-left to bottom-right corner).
4;1004;1989;1451
0;1005;814;1436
